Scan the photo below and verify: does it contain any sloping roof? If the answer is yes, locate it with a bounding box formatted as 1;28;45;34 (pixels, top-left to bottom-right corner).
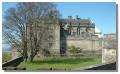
89;23;95;28
66;18;90;26
60;16;95;28
79;19;90;24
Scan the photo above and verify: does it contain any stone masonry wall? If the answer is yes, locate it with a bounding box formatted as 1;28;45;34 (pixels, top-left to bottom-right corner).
102;49;116;64
67;39;102;51
50;25;60;54
102;34;117;64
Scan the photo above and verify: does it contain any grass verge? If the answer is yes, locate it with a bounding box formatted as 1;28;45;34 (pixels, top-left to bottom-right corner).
18;56;102;70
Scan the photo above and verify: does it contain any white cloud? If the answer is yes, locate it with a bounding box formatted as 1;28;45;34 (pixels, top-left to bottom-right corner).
95;26;103;38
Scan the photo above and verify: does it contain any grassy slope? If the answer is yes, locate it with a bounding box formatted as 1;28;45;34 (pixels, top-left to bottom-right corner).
18;57;101;70
2;52;12;63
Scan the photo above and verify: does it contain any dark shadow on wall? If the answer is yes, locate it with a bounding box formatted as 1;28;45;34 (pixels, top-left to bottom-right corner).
60;25;67;55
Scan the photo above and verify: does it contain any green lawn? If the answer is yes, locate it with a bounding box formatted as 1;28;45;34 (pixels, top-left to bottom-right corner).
18;57;102;70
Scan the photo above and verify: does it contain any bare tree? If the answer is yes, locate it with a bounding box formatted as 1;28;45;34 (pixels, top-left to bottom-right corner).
3;2;60;62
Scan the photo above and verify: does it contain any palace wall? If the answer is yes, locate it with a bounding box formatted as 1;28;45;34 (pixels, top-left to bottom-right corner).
66;38;102;51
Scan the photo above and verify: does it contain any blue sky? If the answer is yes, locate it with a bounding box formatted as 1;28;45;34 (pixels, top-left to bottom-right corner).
2;2;116;50
2;2;116;34
56;2;116;34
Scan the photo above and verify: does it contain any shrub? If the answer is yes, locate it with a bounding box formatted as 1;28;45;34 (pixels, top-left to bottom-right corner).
68;46;82;53
42;49;50;56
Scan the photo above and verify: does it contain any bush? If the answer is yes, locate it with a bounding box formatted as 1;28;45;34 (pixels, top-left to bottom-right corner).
68;46;82;53
42;49;50;56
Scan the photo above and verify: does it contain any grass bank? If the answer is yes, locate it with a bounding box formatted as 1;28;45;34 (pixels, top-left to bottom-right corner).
18;56;101;70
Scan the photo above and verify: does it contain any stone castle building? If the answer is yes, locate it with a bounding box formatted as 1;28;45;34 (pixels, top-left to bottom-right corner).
11;16;117;64
59;16;102;54
12;16;103;57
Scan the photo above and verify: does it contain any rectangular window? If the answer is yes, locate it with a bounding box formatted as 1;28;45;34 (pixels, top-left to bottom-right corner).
73;32;76;37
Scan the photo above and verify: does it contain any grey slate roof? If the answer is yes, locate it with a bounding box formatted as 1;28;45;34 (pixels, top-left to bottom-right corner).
61;18;95;28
